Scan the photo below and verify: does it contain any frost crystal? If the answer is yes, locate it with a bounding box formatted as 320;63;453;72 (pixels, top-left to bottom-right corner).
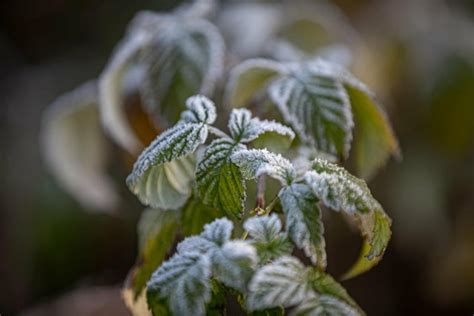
180;95;217;124
231;148;295;186
228;108;295;143
247;256;309;310
279;183;326;267
304;158;381;214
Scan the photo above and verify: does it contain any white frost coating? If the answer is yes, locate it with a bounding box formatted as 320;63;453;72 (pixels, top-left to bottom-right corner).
228;108;295;143
224;58;285;107
279;183;326;267
175;0;217;19
268;61;354;158
291;293;359;316
304;159;382;214
98;30;152;154
177;236;216;255
147;252;211;316
41;81;119;213
126;122;208;209
247;256;309;311
210;240;257;291
231;149;295;186
201;217;234;246
243;214;282;243
180;95;217;124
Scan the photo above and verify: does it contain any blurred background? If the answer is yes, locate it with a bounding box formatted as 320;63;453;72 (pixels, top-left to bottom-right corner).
1;0;473;315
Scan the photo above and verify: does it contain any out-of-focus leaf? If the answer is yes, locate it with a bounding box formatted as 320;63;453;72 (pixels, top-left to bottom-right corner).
128;208;179;299
41;81;119;213
225;59;283;107
345;85;400;180
122;287;154;316
140;18;224;125
181;197;224;237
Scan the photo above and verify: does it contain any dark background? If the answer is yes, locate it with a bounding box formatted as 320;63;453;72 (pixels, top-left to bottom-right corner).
1;0;473;315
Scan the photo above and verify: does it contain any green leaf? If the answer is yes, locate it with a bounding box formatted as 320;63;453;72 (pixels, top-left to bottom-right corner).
196;138;247;219
140;19;224;125
247;256;310;311
309;270;359;311
279;184;326;268
147;252;212;316
268;62;353;158
130;208;179;299
305;159;391;277
292;293;359;316
41;81;119;213
181;197;224;237
243;214;293;264
305;158;381;214
127;95;216;209
232;149;296;186
225;59;284;107
344;84;400;180
228;108;295;146
342;210;392;279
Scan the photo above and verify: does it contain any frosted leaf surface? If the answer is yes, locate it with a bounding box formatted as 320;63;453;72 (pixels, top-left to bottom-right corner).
279;183;326;267
180;95;217;124
147;252;212;316
247;256;309;311
200;217;234;246
196;138;247;219
244;214;293;263
228;108;295;144
304;158;381;214
269;61;353;158
41;81;119;213
291;293;359;316
139;18;224;124
210;240;257;291
127;118;211;209
231;149;295;186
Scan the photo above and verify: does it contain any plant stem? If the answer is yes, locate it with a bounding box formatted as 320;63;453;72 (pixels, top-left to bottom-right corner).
256;175;266;209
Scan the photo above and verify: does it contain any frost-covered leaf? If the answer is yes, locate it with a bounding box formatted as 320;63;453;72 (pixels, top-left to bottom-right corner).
127;96;216;209
179;95;217;124
244;214;293;263
210;240;257;291
201;217;234;246
225;59;284;107
181;197;224;236
279;184;326;268
196;138;247;219
247;256;310;311
129;208;179;299
342;210;391;279
228;108;295;147
147;252;212;316
309;270;359;311
140;18;224;124
292;293;359;316
344;84;400;180
268;62;353;158
305;159;391;277
231;149;295;186
305;159;381;214
41;81;119;213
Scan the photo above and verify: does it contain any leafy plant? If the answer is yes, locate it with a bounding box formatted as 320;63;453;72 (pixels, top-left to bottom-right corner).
42;1;400;315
